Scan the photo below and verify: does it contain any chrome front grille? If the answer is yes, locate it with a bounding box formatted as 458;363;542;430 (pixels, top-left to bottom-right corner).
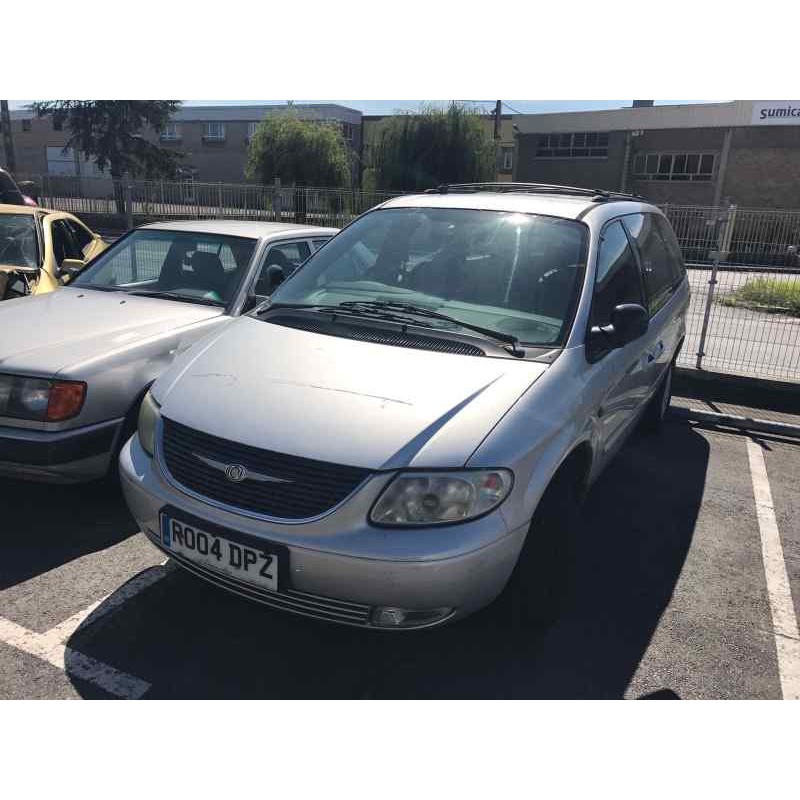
161;417;371;520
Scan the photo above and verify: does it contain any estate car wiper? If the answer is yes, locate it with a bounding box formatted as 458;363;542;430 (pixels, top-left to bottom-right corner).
338;300;525;356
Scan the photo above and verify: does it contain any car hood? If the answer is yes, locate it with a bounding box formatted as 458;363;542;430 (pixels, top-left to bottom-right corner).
0;287;224;376
154;316;550;470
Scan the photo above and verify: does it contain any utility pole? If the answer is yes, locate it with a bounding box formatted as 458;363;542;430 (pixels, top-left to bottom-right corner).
494;100;502;178
0;100;16;172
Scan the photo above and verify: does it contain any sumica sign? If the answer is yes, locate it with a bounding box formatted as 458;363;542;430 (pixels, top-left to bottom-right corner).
751;101;800;124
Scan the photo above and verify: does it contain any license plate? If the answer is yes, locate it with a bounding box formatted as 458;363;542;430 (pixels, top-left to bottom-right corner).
158;512;280;592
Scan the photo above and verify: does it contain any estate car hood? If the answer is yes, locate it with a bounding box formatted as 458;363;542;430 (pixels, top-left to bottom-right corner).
154;316;550;470
0;287;224;376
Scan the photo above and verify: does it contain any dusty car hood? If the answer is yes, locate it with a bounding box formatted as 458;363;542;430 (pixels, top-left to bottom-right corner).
0;287;224;376
154;315;549;470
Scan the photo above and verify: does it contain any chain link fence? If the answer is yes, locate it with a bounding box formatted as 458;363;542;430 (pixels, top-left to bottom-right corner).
20;175;800;383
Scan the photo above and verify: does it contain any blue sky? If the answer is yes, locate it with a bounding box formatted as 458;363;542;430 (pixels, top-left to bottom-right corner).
10;99;723;114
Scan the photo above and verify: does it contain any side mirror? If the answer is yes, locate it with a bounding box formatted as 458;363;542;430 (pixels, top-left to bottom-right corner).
588;303;649;357
58;258;85;281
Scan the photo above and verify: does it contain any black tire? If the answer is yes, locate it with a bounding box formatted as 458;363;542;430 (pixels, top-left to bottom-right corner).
499;459;586;626
103;398;142;484
640;362;673;434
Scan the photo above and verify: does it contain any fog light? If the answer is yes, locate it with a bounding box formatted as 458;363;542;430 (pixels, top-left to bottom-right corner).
371;606;453;629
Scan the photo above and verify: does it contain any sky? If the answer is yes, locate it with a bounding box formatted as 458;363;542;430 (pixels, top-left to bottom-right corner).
9;100;724;114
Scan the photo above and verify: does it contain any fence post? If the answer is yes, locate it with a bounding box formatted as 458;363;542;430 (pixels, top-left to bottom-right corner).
695;211;727;370
124;183;133;230
218;183;223;218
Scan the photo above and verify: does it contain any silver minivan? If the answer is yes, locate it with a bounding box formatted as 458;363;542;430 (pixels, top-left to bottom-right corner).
120;184;689;629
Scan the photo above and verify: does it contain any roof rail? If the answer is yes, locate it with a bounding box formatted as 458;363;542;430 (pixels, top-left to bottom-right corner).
424;182;643;203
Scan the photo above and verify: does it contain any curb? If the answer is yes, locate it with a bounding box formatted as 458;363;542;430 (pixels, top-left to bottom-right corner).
670;405;800;439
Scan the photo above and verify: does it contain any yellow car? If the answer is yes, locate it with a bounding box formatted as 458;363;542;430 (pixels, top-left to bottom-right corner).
0;204;108;301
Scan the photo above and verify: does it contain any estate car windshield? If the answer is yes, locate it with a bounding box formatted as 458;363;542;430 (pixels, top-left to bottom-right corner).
269;207;588;346
73;229;258;306
0;214;41;269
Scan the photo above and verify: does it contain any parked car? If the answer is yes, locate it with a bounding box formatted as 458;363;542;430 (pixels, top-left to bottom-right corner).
120;184;689;629
0;220;337;482
0;204;108;301
0;167;36;206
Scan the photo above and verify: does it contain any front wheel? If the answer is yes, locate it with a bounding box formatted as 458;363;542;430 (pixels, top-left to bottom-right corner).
499;462;585;626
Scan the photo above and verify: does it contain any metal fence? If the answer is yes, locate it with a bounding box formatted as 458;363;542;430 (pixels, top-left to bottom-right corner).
29;174;401;229
22;175;800;383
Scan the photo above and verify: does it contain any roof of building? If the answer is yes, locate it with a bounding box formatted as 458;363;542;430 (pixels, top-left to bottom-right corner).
513;100;760;134
9;103;362;123
139;219;339;238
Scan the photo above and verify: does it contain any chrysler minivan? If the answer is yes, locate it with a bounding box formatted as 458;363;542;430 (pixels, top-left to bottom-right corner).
120;184;689;629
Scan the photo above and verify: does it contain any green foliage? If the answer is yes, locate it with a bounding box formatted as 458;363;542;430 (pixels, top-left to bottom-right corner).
368;103;495;191
720;277;800;315
31;100;183;179
246;111;351;187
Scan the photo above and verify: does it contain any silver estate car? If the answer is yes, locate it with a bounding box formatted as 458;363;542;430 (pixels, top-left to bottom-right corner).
0;220;336;482
120;184;689;629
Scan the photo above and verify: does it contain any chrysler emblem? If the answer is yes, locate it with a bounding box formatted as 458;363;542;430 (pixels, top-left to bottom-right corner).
192;452;292;485
225;464;247;482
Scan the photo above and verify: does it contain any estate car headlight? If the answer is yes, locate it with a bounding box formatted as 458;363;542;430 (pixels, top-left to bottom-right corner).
0;374;86;421
137;391;161;456
370;469;513;527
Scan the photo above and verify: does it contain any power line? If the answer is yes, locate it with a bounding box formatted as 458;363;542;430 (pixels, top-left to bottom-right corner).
502;102;524;115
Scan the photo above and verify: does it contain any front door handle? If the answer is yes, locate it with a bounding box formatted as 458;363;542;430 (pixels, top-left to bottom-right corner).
647;341;665;362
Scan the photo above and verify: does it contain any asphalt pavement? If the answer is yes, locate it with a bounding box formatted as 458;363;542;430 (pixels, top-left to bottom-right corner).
1;417;798;699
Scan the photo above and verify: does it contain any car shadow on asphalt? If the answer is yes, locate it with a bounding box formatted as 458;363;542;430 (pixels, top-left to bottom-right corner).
0;478;139;590
65;420;709;699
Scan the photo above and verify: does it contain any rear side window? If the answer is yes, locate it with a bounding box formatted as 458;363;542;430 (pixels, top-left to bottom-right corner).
624;213;680;316
589;220;645;329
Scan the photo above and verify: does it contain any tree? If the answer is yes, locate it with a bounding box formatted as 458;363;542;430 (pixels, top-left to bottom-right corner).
245;111;351;188
31;100;183;214
368;102;495;191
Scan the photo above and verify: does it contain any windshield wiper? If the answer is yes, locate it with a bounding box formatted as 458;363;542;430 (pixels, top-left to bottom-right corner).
127;289;224;307
338;300;525;356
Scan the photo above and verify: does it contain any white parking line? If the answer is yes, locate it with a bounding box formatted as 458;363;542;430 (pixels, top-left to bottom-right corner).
746;438;800;700
0;561;172;699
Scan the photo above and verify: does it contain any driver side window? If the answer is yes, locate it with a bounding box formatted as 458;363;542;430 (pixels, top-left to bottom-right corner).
50;220;82;267
589;220;645;329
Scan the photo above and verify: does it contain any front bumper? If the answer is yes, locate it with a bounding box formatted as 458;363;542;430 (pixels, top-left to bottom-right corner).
0;417;124;483
119;436;528;629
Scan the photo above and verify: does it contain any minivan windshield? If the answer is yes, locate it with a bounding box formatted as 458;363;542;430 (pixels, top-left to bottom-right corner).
73;229;257;306
269;207;588;346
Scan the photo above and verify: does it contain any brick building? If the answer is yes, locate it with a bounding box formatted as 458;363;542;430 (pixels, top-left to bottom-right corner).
513;100;800;208
2;103;362;185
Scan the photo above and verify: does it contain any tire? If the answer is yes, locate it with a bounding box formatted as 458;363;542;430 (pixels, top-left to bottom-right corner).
640;361;673;434
499;459;586;627
102;397;142;485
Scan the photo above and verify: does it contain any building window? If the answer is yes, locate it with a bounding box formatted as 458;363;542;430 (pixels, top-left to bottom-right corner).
340;122;354;141
160;122;181;141
202;122;226;141
247;122;259;141
21;119;31;132
502;147;513;172
632;152;716;181
535;132;609;158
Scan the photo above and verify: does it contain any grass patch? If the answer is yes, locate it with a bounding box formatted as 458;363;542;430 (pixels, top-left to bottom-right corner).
719;277;800;316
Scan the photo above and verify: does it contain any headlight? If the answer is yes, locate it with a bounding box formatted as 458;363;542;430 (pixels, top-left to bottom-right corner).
0;374;86;421
370;469;513;527
137;391;161;456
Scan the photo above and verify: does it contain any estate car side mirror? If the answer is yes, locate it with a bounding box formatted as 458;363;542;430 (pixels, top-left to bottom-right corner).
58;258;85;280
588;303;649;357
